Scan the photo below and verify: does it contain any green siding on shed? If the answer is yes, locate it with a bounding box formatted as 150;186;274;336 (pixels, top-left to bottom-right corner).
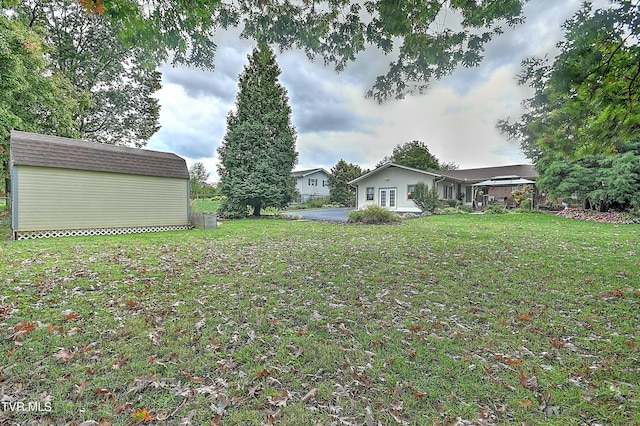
14;166;188;232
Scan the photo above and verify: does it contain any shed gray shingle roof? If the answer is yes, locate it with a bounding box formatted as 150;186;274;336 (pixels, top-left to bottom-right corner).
10;131;189;179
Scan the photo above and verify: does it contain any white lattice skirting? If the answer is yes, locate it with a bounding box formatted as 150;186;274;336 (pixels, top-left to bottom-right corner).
15;225;192;240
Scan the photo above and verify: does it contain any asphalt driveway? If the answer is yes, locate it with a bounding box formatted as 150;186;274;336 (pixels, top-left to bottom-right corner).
285;207;352;222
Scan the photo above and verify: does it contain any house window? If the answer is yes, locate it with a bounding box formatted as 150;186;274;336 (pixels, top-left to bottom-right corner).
322;180;326;187
308;178;318;186
366;187;374;201
443;186;453;199
407;184;416;200
380;188;397;208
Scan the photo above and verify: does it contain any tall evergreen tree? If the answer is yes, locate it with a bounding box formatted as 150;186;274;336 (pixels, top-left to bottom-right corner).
328;159;363;207
217;43;298;218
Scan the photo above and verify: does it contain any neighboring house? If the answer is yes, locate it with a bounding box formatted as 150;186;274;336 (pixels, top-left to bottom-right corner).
349;163;441;213
292;168;331;203
349;163;538;211
10;131;191;239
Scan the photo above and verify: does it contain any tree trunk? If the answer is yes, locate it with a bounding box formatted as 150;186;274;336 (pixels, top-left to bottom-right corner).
253;205;261;216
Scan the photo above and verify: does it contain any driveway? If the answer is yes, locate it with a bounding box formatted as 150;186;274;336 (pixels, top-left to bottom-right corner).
285;207;352;222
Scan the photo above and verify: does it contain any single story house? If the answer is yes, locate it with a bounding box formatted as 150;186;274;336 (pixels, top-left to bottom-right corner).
349;163;441;213
349;163;538;212
292;168;330;203
9;131;191;239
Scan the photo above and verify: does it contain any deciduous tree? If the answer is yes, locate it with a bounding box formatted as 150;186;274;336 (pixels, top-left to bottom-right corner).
16;0;161;147
77;0;527;102
0;11;84;192
497;0;640;211
217;43;298;218
377;140;442;172
499;1;639;160
189;162;210;199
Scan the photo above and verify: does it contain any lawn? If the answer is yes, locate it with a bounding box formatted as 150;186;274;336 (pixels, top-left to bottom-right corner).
190;198;222;213
0;214;638;425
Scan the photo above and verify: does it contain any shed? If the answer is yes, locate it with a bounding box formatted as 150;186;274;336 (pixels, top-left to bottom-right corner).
9;131;191;239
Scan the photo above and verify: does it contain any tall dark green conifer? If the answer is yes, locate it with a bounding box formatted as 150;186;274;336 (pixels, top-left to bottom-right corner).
328;159;363;207
217;43;298;218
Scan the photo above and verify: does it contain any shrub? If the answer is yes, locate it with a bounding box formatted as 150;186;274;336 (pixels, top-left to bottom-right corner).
512;185;533;210
217;199;250;219
520;199;532;210
348;205;401;224
306;198;328;209
458;205;474;213
484;205;508;214
211;195;228;202
447;199;458;208
412;182;440;213
435;207;468;215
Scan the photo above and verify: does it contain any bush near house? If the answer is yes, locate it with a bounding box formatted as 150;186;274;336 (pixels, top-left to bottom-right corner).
484;205;508;214
411;182;440;213
348;204;401;224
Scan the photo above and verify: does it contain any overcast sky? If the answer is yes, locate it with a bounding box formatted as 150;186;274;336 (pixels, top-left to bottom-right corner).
147;0;593;182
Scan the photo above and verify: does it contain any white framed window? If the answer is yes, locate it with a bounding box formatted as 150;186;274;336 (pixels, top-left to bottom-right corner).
366;187;374;201
308;178;318;186
407;184;416;200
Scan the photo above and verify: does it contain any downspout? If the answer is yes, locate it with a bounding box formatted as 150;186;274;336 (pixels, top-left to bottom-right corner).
350;183;358;209
434;176;446;201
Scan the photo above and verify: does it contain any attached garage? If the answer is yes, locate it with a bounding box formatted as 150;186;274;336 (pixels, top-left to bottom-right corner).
10;131;191;240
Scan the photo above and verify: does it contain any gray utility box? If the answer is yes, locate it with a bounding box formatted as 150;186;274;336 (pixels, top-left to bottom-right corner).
191;212;217;229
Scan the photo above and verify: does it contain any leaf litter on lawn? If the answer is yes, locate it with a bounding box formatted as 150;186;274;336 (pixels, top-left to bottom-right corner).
0;215;638;425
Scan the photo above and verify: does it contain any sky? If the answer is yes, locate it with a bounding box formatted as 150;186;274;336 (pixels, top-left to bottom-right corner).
147;0;593;183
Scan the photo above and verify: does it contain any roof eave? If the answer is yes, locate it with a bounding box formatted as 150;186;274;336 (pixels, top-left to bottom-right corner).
349;162;441;185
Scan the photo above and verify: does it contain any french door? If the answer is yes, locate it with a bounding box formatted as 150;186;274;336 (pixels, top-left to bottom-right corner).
379;188;397;210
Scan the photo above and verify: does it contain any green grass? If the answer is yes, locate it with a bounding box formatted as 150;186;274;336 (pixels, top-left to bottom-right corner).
0;214;638;425
190;198;221;213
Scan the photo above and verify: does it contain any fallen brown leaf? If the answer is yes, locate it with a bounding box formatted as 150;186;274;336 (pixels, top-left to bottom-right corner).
112;355;130;370
301;388;317;403
519;370;538;391
54;348;75;363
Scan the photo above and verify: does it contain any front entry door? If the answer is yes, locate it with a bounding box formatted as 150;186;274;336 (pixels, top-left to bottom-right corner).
379;188;397;210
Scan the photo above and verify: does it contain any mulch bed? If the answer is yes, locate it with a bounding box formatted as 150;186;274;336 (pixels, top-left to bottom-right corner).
555;208;635;224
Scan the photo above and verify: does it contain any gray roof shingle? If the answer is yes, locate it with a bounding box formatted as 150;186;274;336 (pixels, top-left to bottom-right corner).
439;164;537;182
10;131;189;179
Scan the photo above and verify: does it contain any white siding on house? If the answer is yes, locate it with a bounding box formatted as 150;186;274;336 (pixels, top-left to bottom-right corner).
295;170;330;201
14;166;188;232
354;166;436;212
